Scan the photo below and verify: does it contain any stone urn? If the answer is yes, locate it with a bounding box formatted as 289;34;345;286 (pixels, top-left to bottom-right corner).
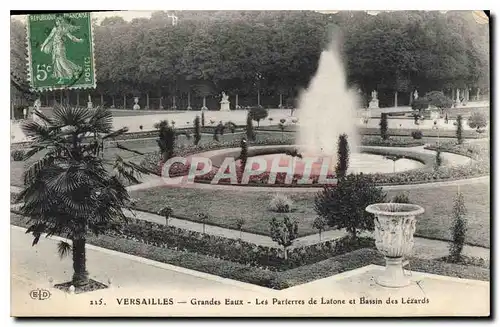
133;97;141;110
365;203;425;288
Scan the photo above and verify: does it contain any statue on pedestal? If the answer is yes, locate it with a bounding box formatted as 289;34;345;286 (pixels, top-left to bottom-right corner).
220;92;230;111
455;89;461;106
133;97;141;110
32;98;41;122
368;90;379;109
87;94;93;109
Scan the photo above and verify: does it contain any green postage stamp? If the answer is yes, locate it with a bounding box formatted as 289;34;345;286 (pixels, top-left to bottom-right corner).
27;12;96;91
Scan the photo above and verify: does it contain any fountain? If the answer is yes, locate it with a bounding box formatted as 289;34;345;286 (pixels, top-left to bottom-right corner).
175;39;426;186
296;43;361;162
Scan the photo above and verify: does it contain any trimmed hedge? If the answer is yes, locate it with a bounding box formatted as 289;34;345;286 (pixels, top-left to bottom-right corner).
107;217;375;271
192;146;435;186
11;209;373;271
425;141;488;159
358;127;483;139
370;140;489;184
361;136;425;147
10;213;489;289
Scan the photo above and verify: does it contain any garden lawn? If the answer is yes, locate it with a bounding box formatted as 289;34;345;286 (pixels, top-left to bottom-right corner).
131;181;490;247
10;159;25;187
385;183;490;248
131;187;320;237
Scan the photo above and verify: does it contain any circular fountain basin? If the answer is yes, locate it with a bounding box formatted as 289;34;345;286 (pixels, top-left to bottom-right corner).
249;152;424;175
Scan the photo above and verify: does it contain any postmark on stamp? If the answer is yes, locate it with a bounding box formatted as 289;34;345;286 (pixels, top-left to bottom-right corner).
27;12;96;91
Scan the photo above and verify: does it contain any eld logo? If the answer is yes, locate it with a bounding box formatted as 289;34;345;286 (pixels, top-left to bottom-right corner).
29;289;51;300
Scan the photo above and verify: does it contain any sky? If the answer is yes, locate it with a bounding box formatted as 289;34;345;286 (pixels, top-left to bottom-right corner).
10;10;486;26
10;11;156;24
10;10;401;24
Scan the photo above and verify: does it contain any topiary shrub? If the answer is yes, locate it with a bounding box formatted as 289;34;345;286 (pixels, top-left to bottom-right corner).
425;91;454;109
379;113;389;140
312;216;328;241
412;98;429;112
249;107;269;127
335;134;350;178
315;173;386;241
13;105;28;120
246;111;256;141
269;216;298;260
11;149;25;161
468;112;488;132
156;120;176;161
391;192;410;203
449;192;467;262
456;115;464;144
225;121;236;133
269;193;293;213
193;116;201;146
435;149;442;169
411;130;423;139
158;206;173;226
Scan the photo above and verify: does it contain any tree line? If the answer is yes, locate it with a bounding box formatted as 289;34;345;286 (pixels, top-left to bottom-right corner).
10;10;489;108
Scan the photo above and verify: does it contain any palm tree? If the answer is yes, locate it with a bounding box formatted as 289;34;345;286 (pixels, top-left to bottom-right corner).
17;105;148;288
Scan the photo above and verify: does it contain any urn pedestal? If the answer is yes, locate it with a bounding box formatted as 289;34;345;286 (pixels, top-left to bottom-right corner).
220;101;230;111
365;203;425;288
368;99;379;109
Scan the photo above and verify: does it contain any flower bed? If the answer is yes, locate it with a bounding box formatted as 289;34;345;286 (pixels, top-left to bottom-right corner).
361;136;425;147
358;127;483;139
138;130;487;187
175;146;435;187
11;209;373;271
425;141;489;159
142;140;435;184
369;141;489;185
10;213;490;289
140;137;295;175
109;217;375;271
423;141;490;177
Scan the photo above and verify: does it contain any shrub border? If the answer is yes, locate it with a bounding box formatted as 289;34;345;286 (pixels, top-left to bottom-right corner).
10;210;374;272
10;213;489;290
190;145;442;188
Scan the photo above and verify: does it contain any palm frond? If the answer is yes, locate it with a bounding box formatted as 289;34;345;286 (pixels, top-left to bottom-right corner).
23;155;56;186
20;120;52;140
25;222;47;246
45;166;83;195
51;105;92;128
22;145;47;160
112;156;151;184
115;143;144;155
88;106;113;133
57;241;72;259
31;108;54;126
102;127;129;140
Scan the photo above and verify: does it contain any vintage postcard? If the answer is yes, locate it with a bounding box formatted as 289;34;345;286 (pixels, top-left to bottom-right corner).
10;10;490;317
